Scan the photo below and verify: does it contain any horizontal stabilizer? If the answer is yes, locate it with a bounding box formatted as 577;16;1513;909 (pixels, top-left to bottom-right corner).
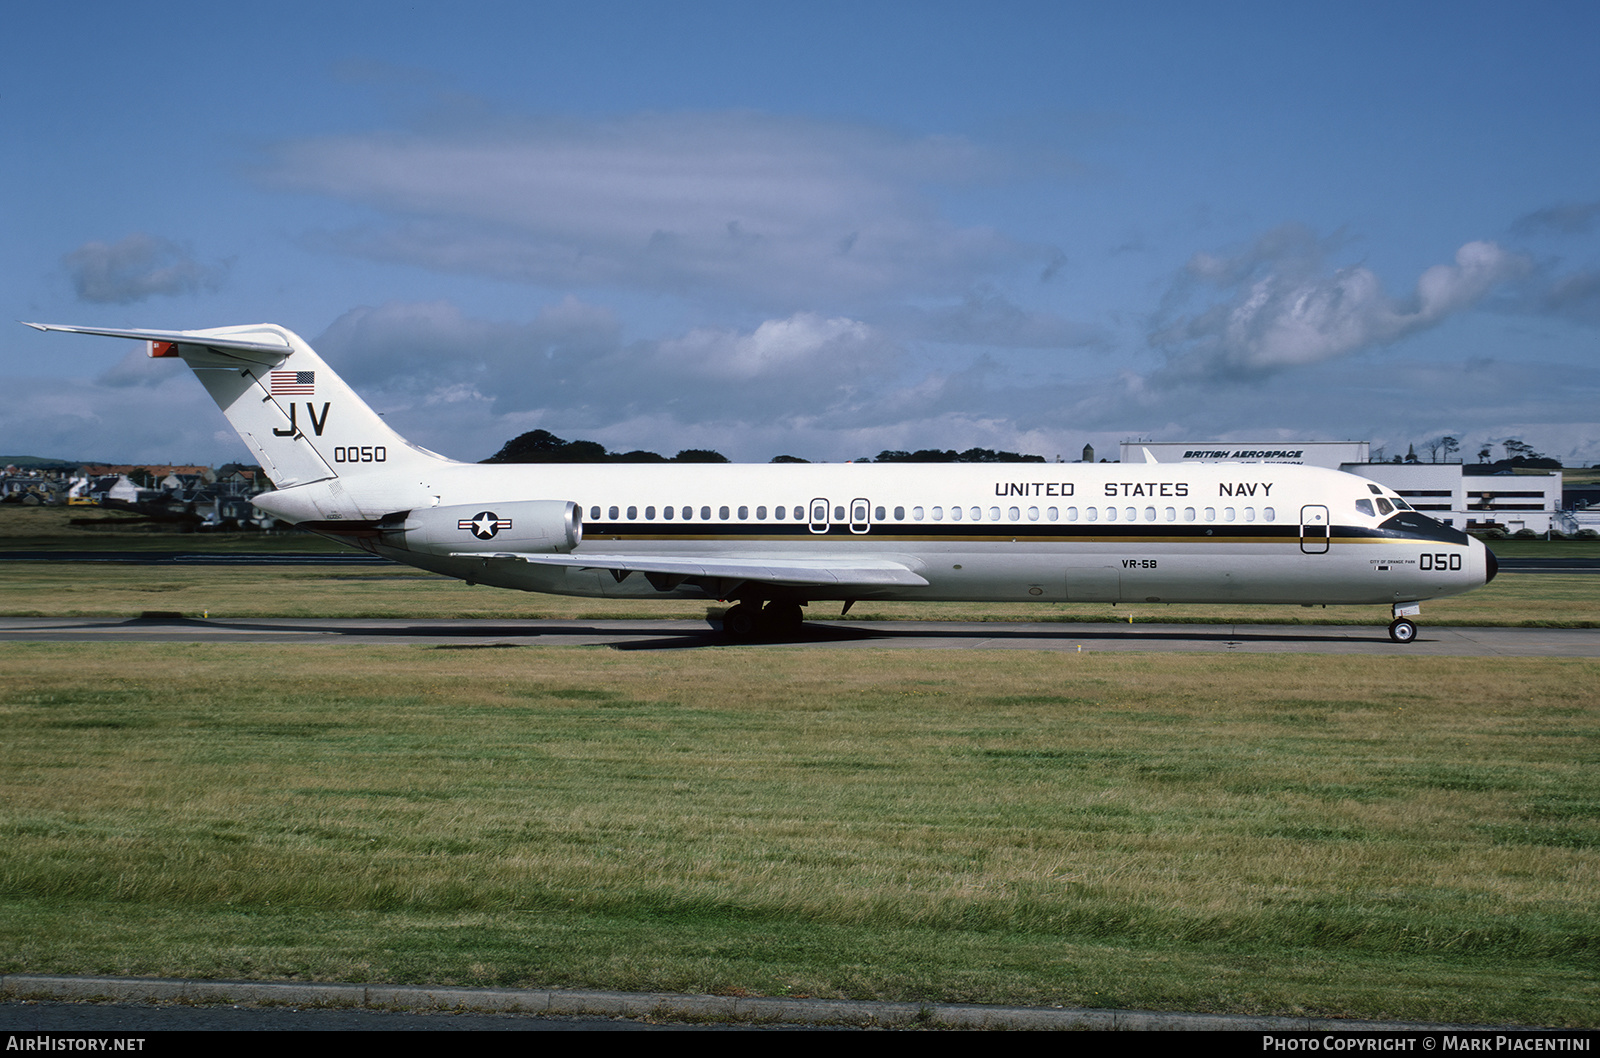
21;322;293;366
450;552;930;589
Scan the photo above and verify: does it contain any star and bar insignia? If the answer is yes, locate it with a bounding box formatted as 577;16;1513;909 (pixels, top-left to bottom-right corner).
459;511;512;539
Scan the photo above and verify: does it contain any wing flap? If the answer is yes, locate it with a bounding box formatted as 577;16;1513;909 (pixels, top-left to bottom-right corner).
449;552;930;588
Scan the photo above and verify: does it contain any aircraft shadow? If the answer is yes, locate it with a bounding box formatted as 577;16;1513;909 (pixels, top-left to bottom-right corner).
82;614;1405;651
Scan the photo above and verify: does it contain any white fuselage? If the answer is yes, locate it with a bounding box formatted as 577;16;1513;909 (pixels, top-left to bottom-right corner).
258;458;1493;607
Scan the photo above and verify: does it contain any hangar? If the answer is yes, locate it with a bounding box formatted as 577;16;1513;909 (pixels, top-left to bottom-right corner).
1121;441;1564;534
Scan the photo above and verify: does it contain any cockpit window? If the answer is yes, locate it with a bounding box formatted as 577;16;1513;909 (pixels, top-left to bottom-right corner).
1367;484;1383;495
1375;497;1394;515
1355;498;1375;517
1390;498;1413;511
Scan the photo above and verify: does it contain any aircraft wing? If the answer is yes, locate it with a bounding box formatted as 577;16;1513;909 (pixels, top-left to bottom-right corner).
21;322;293;366
450;551;930;591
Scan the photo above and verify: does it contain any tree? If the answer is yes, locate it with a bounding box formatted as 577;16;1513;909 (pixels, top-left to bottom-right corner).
671;449;729;463
482;429;573;463
482;429;666;464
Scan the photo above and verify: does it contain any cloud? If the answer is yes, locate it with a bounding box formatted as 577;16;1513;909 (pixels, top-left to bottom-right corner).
63;232;227;304
259;111;1049;310
1511;200;1600;238
309;299;903;458
1150;231;1528;383
888;289;1109;349
1539;270;1600;325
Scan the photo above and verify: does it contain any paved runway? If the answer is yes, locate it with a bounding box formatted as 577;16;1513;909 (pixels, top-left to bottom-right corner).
2;615;1595;656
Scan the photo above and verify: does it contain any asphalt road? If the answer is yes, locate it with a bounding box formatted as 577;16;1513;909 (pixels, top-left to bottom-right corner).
2;615;1595;656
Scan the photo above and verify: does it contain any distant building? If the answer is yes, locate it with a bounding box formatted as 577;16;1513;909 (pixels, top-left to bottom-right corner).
1116;440;1565;532
1341;461;1563;534
1120;441;1369;470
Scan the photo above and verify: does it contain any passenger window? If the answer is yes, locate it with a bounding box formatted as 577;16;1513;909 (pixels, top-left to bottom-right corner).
1264;507;1274;521
719;506;729;520
1165;507;1175;521
1224;507;1236;521
1106;507;1117;521
989;507;1001;521
608;506;619;520
1184;507;1195;521
1205;507;1216;521
834;506;845;521
627;506;637;519
1085;507;1098;521
1144;507;1156;521
931;506;943;521
912;506;924;520
756;506;766;520
950;506;962;521
1065;507;1077;521
1245;507;1256;521
1027;506;1039;521
1046;506;1058;521
737;506;747;519
662;506;672;520
875;506;886;521
701;506;711;520
589;506;600;520
893;506;904;520
972;507;983;521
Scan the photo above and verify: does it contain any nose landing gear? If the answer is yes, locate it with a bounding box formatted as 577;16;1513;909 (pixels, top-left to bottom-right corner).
1388;603;1421;644
1387;618;1417;643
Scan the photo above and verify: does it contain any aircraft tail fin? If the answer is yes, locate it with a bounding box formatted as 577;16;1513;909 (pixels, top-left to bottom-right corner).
23;322;455;518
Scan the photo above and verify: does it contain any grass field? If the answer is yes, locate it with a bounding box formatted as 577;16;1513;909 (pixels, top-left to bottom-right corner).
4;509;1597;1024
1;645;1596;1025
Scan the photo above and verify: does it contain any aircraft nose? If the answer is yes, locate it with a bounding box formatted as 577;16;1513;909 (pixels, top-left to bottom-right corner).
1484;544;1498;584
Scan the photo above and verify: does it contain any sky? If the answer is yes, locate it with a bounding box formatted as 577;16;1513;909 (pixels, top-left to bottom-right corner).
4;1;1598;467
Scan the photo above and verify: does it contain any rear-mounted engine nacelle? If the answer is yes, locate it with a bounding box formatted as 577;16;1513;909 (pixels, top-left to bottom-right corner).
387;500;582;555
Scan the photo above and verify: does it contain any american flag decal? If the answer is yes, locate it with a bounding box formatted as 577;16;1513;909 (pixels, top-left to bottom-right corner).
270;370;315;395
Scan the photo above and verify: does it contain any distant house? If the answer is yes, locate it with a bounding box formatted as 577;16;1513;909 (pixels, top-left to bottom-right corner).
160;472;207;494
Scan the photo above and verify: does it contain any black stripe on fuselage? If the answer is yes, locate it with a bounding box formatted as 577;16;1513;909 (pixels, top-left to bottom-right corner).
577;522;1448;544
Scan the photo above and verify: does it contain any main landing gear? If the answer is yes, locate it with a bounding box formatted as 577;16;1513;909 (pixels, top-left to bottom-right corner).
1388;603;1421;644
719;600;806;640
